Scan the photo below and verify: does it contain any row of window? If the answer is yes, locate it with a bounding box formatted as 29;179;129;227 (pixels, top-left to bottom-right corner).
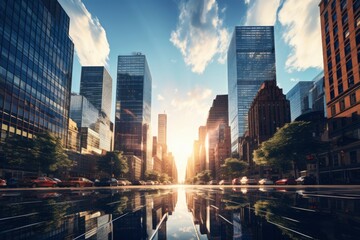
330;90;358;117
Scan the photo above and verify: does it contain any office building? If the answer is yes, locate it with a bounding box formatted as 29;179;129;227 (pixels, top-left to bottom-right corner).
115;53;152;177
0;0;74;144
319;0;360;184
205;95;229;178
214;123;231;181
286;81;314;121
158;113;167;152
243;80;290;174
227;26;276;153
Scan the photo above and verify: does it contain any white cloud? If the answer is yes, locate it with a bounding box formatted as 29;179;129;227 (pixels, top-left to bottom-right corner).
245;0;280;26
290;78;299;82
157;94;165;101
170;0;230;74
278;0;323;72
171;87;212;111
58;0;110;66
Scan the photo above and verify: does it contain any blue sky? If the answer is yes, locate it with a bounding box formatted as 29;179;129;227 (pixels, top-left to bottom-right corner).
58;0;323;181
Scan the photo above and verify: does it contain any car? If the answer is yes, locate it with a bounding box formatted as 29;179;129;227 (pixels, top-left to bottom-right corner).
232;178;241;185
258;178;274;185
219;180;232;185
133;180;146;185
240;177;257;185
95;178;118;187
208;180;218;185
22;176;58;188
145;180;155;185
58;177;94;187
0;178;6;188
296;176;316;185
275;178;297;185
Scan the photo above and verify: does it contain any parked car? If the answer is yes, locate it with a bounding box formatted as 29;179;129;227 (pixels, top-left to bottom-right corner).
145;180;155;185
240;177;257;185
22;176;58;188
232;178;241;185
133;180;146;185
275;178;297;185
95;178;118;187
296;176;316;185
209;180;218;185
258;178;274;185
0;178;6;187
58;177;94;187
219;180;232;185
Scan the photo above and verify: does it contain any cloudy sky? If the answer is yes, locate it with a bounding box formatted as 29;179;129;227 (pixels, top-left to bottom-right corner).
58;0;323;182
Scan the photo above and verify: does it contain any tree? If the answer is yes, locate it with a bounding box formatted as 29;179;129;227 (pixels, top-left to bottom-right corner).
159;173;169;183
221;158;248;179
253;121;329;177
3;132;72;174
195;170;212;183
145;170;160;181
97;151;128;178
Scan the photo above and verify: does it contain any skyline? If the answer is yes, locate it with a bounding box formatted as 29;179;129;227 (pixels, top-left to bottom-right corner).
58;0;324;181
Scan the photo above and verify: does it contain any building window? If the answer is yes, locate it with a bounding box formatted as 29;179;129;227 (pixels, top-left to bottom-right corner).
330;89;335;99
354;0;360;12
343;29;350;39
350;151;357;164
326;35;331;45
340;0;347;11
324;11;329;22
345;43;351;56
356;29;360;45
346;59;353;72
331;105;336;116
331;0;336;9
342;12;348;25
336;67;342;80
333;25;338;36
334;39;339;50
338;83;344;94
348;74;354;87
327;47;331;58
350;93;357;105
335;53;341;65
329;75;334;85
339;99;345;111
328;60;332;70
332;12;337;22
352;111;358;122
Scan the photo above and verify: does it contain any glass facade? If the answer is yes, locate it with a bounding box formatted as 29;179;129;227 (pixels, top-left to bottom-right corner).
80;66;113;152
80;66;112;119
227;26;276;152
286;81;314;121
0;0;74;144
115;53;152;174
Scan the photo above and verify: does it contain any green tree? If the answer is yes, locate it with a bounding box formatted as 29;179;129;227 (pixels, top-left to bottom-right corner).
195;170;212;183
159;173;169;183
145;170;160;181
253;121;329;177
221;158;248;179
97;151;129;178
3;132;72;173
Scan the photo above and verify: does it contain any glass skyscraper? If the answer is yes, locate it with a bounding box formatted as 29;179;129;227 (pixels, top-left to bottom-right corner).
80;66;112;119
0;0;74;144
286;81;314;121
227;26;276;153
80;66;113;151
115;53;152;175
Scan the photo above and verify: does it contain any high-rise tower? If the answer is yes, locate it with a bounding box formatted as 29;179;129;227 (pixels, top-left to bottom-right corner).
115;53;152;176
0;0;74;145
158;113;167;152
227;26;276;153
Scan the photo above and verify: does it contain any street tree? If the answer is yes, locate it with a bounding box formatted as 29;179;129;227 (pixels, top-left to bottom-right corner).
253;121;329;177
97;151;128;178
195;170;212;183
145;170;160;181
221;158;248;179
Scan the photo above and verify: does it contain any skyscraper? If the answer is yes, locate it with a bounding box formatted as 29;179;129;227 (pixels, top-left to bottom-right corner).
115;53;152;176
227;26;276;153
80;66;112;119
158;113;167;152
286;81;314;121
0;0;74;144
80;66;113;151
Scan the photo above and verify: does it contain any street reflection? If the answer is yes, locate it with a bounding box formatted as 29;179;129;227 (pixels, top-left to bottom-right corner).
0;186;359;239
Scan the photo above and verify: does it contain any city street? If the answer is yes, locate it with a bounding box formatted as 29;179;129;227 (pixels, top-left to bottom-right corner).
1;185;360;239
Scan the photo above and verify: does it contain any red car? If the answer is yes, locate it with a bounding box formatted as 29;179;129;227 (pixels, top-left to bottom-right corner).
275;178;297;185
22;177;58;188
58;177;94;187
0;178;6;187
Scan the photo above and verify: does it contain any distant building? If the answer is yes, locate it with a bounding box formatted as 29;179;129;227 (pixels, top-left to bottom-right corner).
206;95;229;178
286;81;314;121
124;155;142;182
158;114;167;152
319;0;360;184
115;53;152;178
67;118;80;152
227;26;276;153
0;0;74;146
214;123;231;181
244;80;290;176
